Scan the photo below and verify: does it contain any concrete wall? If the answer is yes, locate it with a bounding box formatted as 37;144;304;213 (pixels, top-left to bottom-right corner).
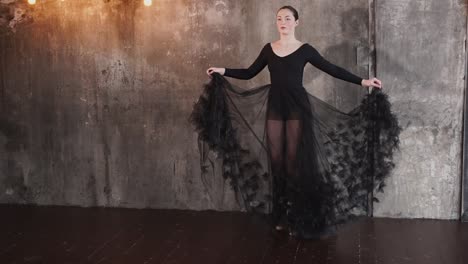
0;0;467;219
0;0;250;209
464;7;468;221
373;0;467;219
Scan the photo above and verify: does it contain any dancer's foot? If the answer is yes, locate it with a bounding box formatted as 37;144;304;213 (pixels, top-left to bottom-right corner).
275;224;286;231
273;213;288;232
274;218;288;231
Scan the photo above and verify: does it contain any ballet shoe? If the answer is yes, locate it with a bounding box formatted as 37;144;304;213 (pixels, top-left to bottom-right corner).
275;224;286;231
273;211;288;232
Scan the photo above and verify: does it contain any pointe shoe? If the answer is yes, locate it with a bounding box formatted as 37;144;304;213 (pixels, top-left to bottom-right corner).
273;213;288;232
275;224;286;231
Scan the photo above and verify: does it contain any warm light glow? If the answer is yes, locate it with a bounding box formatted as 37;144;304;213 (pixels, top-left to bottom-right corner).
143;0;152;7
28;0;36;4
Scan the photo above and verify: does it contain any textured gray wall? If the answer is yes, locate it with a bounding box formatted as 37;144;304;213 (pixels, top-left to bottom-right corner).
0;0;249;209
464;7;468;221
0;0;467;219
373;0;467;219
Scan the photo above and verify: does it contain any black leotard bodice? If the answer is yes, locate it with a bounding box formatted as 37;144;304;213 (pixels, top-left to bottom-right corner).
224;43;363;120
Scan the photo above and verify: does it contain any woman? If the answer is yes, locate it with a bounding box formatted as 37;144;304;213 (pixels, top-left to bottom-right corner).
195;5;398;239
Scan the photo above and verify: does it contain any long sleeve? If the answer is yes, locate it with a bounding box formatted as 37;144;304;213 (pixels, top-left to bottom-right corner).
305;44;363;86
224;44;268;80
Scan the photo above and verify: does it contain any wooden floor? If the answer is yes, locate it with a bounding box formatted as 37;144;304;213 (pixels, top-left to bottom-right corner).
0;205;466;264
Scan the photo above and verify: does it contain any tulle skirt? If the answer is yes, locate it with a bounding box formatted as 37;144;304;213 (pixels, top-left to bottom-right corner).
189;73;401;239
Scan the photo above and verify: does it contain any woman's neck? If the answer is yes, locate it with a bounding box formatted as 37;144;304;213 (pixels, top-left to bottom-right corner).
278;35;299;45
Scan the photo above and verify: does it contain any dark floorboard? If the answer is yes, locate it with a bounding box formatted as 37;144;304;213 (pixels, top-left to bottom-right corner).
0;204;466;264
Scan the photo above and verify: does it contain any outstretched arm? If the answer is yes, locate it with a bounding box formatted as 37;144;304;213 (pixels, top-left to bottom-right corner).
306;44;364;86
223;44;268;80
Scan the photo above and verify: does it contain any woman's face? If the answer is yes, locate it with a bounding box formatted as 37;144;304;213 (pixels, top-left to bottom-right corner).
276;9;298;35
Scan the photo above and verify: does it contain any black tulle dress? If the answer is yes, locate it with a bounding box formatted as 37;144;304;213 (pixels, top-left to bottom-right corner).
190;42;401;240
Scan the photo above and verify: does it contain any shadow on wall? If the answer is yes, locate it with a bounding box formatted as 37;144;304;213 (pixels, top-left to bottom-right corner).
303;7;410;112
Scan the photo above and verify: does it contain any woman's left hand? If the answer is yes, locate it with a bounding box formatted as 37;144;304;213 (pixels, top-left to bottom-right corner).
361;77;382;89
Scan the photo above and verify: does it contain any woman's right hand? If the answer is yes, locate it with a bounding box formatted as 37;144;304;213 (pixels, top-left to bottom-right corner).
206;67;225;77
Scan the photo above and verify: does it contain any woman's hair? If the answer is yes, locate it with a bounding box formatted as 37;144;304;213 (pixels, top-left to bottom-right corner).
277;5;299;21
